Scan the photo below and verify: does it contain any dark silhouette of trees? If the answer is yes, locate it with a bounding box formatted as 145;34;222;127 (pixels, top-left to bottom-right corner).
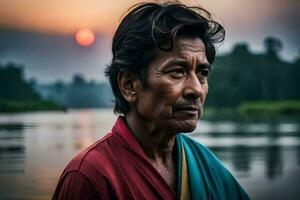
206;37;300;108
72;74;86;86
0;63;63;112
264;36;283;57
67;74;113;108
35;74;114;108
0;63;40;101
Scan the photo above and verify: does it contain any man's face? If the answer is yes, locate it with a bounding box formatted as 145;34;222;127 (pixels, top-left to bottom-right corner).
134;36;210;133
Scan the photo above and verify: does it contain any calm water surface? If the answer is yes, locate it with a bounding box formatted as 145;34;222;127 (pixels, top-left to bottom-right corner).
0;109;299;200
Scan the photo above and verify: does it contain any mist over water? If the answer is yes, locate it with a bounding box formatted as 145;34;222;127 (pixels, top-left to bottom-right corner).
0;109;299;200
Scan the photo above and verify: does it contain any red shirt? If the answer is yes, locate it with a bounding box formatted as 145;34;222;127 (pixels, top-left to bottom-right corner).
52;117;176;200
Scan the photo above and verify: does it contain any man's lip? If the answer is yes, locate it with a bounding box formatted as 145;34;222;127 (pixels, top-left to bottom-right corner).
174;105;200;111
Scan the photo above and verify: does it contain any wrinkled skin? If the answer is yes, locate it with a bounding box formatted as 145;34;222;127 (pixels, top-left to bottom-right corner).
133;36;210;136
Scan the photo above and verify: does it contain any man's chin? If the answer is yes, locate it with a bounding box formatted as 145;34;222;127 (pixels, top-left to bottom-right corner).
175;119;198;133
180;125;197;133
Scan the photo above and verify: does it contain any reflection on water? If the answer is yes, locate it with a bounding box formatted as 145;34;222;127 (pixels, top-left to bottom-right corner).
209;146;286;179
0;124;25;175
0;109;299;200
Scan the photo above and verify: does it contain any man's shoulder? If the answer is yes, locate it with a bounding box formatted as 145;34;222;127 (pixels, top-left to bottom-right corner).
62;132;116;175
53;133;117;199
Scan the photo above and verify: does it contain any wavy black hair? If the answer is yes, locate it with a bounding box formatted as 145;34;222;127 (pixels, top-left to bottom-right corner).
105;2;225;114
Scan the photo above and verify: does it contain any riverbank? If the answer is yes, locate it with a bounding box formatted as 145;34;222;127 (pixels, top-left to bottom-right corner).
0;100;66;113
203;100;300;122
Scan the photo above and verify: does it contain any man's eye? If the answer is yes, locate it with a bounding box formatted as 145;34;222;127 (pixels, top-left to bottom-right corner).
168;68;185;78
197;69;209;78
197;69;209;82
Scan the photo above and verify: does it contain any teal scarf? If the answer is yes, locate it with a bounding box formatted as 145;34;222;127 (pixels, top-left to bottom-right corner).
176;134;250;200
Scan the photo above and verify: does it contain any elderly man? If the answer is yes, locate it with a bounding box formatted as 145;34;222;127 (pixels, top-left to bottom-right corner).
53;2;250;200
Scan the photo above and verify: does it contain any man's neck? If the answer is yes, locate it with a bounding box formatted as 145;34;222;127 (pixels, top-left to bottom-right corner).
124;114;176;162
124;113;178;191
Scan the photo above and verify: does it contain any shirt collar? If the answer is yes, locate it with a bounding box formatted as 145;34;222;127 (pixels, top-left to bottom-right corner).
112;116;147;158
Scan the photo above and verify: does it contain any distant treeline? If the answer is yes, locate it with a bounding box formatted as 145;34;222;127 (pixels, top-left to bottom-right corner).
0;63;63;112
0;63;39;101
33;75;114;108
0;37;299;113
206;37;300;108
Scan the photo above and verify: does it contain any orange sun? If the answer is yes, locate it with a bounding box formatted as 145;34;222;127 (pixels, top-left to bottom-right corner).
75;28;95;47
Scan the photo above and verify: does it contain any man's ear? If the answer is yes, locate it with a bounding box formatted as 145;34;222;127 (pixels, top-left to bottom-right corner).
117;70;140;103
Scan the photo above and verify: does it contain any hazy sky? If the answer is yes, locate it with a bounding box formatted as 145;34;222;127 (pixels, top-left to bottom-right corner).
0;0;299;82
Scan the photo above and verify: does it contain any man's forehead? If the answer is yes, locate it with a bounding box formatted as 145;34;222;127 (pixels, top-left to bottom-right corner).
173;37;206;52
150;37;209;68
154;37;206;59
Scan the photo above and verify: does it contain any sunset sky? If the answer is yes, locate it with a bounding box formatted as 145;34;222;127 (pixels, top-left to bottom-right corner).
0;0;299;83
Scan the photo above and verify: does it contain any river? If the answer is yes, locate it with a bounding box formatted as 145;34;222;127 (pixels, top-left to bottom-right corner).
0;109;299;199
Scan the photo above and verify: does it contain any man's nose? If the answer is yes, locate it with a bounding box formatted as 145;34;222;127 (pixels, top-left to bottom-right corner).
183;73;204;99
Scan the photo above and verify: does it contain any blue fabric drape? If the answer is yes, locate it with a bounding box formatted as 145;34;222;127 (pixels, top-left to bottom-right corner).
176;134;250;200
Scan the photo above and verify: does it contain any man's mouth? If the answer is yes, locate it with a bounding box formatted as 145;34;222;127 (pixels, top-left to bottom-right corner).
174;105;201;115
